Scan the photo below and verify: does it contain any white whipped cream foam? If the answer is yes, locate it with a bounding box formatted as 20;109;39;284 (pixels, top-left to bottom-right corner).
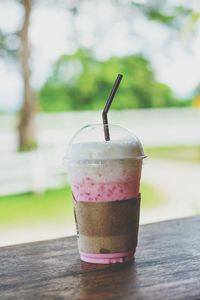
67;139;145;161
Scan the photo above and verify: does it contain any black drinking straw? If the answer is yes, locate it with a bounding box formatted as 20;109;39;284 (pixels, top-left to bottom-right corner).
102;74;123;141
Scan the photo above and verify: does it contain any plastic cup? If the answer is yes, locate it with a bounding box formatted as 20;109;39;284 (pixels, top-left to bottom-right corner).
65;123;146;264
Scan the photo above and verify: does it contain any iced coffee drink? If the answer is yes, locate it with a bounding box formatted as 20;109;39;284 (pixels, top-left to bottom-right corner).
66;124;145;264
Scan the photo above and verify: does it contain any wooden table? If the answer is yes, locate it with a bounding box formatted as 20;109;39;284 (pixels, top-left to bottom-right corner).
0;216;199;300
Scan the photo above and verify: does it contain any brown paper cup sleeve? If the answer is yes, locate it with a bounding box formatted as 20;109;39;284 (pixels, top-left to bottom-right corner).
73;195;140;254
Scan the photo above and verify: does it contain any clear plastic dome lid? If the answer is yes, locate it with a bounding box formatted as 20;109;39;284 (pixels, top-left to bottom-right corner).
65;123;146;161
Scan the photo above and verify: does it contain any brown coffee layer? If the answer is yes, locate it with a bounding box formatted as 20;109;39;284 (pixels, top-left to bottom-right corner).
73;197;140;237
78;234;137;253
73;196;140;253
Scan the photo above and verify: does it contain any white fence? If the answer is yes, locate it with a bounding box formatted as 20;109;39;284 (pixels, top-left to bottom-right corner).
0;148;68;196
1;108;200;156
0;108;200;196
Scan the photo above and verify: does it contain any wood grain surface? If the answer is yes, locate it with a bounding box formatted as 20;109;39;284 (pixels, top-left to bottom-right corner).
0;216;199;300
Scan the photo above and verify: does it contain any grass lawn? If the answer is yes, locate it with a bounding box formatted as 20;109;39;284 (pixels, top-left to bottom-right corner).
140;182;164;209
0;186;73;229
145;145;200;162
0;182;164;229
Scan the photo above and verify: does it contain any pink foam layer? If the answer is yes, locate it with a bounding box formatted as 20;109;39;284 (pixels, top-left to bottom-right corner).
80;251;134;264
72;180;139;202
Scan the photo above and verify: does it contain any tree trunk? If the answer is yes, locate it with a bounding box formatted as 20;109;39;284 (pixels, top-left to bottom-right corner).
18;0;37;151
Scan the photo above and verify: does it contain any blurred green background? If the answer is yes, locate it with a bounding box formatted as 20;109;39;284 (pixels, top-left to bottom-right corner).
0;0;200;246
39;50;185;111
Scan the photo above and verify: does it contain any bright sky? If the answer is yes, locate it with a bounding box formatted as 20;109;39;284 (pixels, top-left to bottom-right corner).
0;0;200;111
